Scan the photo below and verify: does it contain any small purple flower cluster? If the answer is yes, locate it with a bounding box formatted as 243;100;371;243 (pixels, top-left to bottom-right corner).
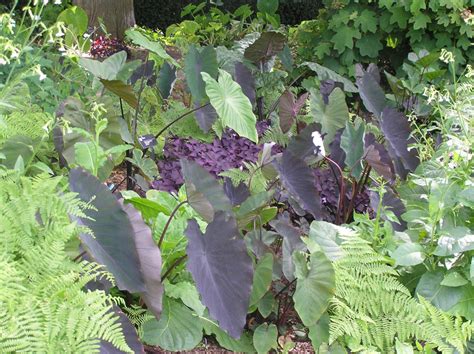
152;130;262;192
90;36;130;59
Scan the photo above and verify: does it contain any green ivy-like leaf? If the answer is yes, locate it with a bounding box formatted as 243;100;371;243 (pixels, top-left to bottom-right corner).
202;70;258;142
331;26;361;53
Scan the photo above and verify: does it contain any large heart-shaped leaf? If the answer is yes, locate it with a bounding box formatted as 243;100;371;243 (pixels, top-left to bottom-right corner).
270;217;306;281
293;251;335;326
157;62;177;99
79;51;127;80
142;297;203;351
364;133;395;183
185;212;254;338
380;107;419;175
416;271;463;311
340;121;365;179
279;90;308;133
274;150;321;219
185;45;218;104
122;201;163;318
369;188;407;231
100;79;138;109
391;243;426;266
244;32;286;64
202;70;258;142
194;102;218;133
357;71;386;119
286;123;322;162
303;62;357;93
253;323;278;354
257;0;279;14
309;221;355;261
234;62;256;105
69;169;163;319
310;87;349;147
69;168;144;292
180;159;232;222
249;253;274;307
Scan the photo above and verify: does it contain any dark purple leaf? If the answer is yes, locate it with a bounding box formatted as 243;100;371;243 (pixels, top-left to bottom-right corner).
69;168;145;293
185;212;254;338
357;71;386;119
244;32;286;64
100;307;145;354
320;80;343;105
194;103;218;133
270;217;306;281
180;159;232;222
355;63;380;84
329;129;346;168
130;61;155;85
223;178;250;206
370;188;407;231
287;122;321;161
138;134;157;149
122;201;163;318
380;107;419;176
279;90;308;133
157;62;176;99
234;62;256;105
274;150;322;219
364;133;395;183
185;45;218;103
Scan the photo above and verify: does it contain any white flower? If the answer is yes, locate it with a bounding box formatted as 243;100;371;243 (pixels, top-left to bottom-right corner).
440;49;455;64
0;57;7;66
55;28;64;37
54;0;62;4
311;131;326;157
35;66;47;81
43;0;49;4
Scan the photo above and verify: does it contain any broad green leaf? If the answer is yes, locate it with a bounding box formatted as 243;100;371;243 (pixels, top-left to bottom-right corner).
125;29;179;67
310;87;349;146
340;121;365;179
354;9;378;33
57;6;88;35
249;253;274;307
307;313;330;349
434;226;474;256
391;243;425;266
125;149;158;180
74;141;99;174
395;339;414;354
164;280;205;316
258;291;276;318
202;70;258;143
303;62;357;92
158;62;177;99
257;0;279;14
142;297;203;351
309;221;355;261
202;315;255;352
293;251;335;326
185;45;218;103
356;34;384;58
253;323;278;354
441;272;468;287
100;80;138;109
0;135;36;169
79;51;127;80
125;197;169;221
416;271;463;311
449;285;474;320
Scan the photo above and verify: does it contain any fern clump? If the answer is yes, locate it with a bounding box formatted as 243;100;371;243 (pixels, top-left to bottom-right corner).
330;235;473;353
0;172;132;353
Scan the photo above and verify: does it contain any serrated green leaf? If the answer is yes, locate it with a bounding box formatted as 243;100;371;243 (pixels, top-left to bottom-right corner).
202;70;258;143
354;9;378;33
356;34;384;58
331;26;361;53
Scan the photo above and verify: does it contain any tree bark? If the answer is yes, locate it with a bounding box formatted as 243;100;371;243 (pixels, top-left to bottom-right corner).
73;0;135;40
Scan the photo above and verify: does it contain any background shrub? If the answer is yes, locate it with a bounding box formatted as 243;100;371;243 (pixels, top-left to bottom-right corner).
134;0;323;30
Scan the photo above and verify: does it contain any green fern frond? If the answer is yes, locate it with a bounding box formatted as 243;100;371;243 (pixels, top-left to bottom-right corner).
0;173;132;353
329;234;473;353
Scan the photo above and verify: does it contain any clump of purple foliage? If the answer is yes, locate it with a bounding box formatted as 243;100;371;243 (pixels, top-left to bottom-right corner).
90;36;130;59
152;129;262;192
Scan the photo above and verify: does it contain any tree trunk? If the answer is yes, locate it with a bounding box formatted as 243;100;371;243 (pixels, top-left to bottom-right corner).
73;0;135;40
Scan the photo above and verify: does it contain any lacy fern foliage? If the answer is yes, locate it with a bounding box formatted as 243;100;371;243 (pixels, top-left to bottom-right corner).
330;235;473;353
0;172;132;353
